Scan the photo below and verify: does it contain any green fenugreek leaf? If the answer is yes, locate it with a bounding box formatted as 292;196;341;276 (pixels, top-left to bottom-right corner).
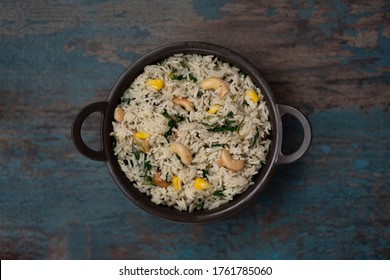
146;176;156;186
144;161;152;172
238;71;247;77
171;74;184;81
207;120;239;133
211;143;224;147
173;114;185;122
212;190;226;197
162;111;185;139
167;119;177;128
121;98;131;105
189;74;197;82
180;60;190;70
162;109;170;119
202;168;209;179
196;200;204;209
132;147;141;160
251;127;260;147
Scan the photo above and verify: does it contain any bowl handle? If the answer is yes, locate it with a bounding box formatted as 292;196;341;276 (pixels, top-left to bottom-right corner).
71;102;108;161
276;105;312;165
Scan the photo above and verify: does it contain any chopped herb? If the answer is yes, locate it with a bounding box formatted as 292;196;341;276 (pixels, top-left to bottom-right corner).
207;120;240;133
168;68;178;79
212;190;226;197
163;129;172;138
170;68;178;75
146;176;156;186
260;160;266;165
162;109;170;119
243;100;249;106
167;118;177;128
238;71;247;77
164;129;173;139
227;111;234;118
144;161;152;171
173;114;185;122
132;147;141;160
211;143;224;147
202;168;209;179
196;200;204;209
197;91;204;98
171;74;184;81
162;111;185;139
121;98;131;105
251;127;260;147
180;60;190;70
189;74;197;82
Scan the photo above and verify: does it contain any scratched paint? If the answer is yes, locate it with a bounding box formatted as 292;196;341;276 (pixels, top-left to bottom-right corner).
191;0;231;20
265;7;277;16
340;31;390;72
0;30;134;103
1;107;389;259
1;0;389;260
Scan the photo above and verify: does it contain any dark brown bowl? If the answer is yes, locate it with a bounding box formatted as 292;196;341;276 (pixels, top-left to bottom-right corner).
71;41;312;223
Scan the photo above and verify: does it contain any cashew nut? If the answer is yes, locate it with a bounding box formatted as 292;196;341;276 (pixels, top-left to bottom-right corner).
200;77;229;98
173;97;194;112
152;172;170;188
114;106;125;122
170;143;192;165
216;149;245;172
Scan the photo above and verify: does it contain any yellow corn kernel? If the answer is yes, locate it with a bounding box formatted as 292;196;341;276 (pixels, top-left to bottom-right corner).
245;89;259;103
134;131;151;140
147;79;164;91
207;104;220;114
194;177;211;190
172;176;181;191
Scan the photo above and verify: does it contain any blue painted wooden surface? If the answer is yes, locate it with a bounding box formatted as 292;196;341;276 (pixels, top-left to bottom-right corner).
0;0;389;259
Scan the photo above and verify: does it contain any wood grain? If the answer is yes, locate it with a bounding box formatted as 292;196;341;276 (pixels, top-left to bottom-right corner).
0;0;389;259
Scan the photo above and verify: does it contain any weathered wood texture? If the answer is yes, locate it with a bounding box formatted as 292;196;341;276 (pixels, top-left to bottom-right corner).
0;0;389;259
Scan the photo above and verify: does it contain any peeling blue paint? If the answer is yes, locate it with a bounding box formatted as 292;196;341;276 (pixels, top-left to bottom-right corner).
318;144;332;154
115;48;140;62
1;0;389;260
0;29;127;104
266;7;277;16
192;0;231;20
293;0;315;20
340;33;390;72
119;25;150;39
315;0;390;72
354;159;370;170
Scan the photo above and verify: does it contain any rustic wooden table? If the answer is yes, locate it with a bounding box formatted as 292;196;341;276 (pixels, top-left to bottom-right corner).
1;0;389;259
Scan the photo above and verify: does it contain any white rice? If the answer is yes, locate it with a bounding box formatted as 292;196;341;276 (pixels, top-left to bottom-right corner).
111;54;271;212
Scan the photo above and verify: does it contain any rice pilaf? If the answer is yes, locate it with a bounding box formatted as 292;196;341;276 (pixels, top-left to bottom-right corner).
111;54;271;212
